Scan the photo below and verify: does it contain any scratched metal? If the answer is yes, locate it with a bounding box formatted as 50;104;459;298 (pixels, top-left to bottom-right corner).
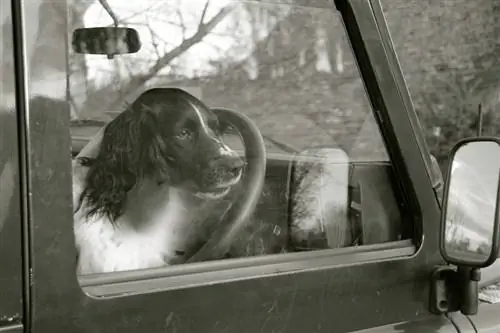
0;109;24;326
23;0;449;332
22;95;444;333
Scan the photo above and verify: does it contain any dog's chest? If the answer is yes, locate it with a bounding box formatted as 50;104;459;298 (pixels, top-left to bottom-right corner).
74;188;200;274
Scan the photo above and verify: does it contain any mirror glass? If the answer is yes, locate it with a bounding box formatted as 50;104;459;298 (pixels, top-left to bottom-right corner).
71;27;141;55
444;141;500;264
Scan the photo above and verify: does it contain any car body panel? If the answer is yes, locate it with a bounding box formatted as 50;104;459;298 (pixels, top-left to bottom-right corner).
26;100;436;332
21;1;444;333
353;312;474;333
0;112;24;333
6;0;498;332
0;4;24;329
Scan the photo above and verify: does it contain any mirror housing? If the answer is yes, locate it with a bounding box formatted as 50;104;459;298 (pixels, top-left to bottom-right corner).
71;27;141;58
440;137;500;268
432;137;500;316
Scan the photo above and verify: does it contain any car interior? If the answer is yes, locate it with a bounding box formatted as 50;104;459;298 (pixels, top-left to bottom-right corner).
66;0;410;272
71;108;405;261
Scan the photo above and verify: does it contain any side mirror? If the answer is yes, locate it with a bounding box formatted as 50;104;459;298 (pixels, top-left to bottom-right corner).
71;27;141;58
440;138;500;267
434;137;500;315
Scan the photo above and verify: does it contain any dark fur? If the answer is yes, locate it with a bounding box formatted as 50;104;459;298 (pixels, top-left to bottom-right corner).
77;108;168;222
78;88;244;223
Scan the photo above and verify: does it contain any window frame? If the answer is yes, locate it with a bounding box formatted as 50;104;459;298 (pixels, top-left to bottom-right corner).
2;1;29;332
74;0;419;293
17;0;445;332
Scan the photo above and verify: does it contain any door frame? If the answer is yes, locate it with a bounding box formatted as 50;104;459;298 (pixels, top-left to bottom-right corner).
13;0;447;332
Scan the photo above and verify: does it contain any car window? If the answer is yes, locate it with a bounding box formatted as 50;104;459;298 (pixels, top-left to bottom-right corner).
25;0;414;290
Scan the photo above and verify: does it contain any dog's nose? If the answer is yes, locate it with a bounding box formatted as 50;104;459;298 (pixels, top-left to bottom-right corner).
223;156;245;176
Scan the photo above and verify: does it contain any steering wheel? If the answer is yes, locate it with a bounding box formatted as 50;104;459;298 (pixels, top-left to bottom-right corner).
185;107;267;263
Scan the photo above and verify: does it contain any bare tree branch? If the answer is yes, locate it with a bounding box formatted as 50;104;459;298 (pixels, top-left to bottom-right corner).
199;0;210;27
104;3;163;27
78;4;235;119
120;5;234;100
175;0;188;41
146;16;162;60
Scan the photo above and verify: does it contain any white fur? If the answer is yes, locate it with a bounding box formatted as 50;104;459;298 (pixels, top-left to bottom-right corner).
218;142;235;157
72;126;236;275
71;128;193;275
185;97;211;135
73;179;196;275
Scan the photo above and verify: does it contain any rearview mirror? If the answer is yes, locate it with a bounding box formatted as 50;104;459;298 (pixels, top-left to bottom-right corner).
71;27;141;57
440;138;500;268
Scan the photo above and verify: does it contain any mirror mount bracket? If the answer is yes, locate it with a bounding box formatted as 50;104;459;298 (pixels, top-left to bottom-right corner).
98;0;120;59
430;264;481;315
430;265;460;315
434;137;500;315
457;266;480;315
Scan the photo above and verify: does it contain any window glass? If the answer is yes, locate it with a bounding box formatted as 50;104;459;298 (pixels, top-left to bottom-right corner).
68;0;409;276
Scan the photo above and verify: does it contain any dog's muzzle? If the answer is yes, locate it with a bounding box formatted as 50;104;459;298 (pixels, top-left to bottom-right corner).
196;148;245;200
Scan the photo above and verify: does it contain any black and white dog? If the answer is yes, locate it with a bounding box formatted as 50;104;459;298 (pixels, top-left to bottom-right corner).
73;88;245;275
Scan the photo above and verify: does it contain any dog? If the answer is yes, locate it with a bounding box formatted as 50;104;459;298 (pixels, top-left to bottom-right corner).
73;88;245;275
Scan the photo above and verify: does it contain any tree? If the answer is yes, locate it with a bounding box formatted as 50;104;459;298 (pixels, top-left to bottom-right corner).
380;0;500;171
72;0;235;121
4;0;500;168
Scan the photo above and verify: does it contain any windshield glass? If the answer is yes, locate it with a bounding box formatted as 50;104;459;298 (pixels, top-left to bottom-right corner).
69;0;387;160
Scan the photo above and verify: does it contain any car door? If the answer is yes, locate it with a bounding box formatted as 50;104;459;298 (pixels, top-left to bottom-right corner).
0;2;25;332
15;0;469;332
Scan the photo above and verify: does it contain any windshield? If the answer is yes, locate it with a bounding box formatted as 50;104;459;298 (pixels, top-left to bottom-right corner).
69;0;387;161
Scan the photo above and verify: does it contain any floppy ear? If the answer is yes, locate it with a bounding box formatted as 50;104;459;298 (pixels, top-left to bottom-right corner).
72;126;104;213
78;107;168;222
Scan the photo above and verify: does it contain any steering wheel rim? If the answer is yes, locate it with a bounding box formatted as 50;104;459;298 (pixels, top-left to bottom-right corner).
185;107;266;263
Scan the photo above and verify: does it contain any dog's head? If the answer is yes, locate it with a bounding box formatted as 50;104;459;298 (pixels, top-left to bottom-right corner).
78;88;245;221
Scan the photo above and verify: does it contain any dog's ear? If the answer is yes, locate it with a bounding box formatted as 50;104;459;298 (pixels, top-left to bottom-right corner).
79;107;168;222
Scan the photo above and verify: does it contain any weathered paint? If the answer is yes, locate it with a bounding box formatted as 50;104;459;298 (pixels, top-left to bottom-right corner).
0;111;23;330
4;0;488;332
26;1;444;332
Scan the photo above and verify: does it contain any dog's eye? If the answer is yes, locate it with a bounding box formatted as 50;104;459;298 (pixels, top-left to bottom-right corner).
176;128;192;140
